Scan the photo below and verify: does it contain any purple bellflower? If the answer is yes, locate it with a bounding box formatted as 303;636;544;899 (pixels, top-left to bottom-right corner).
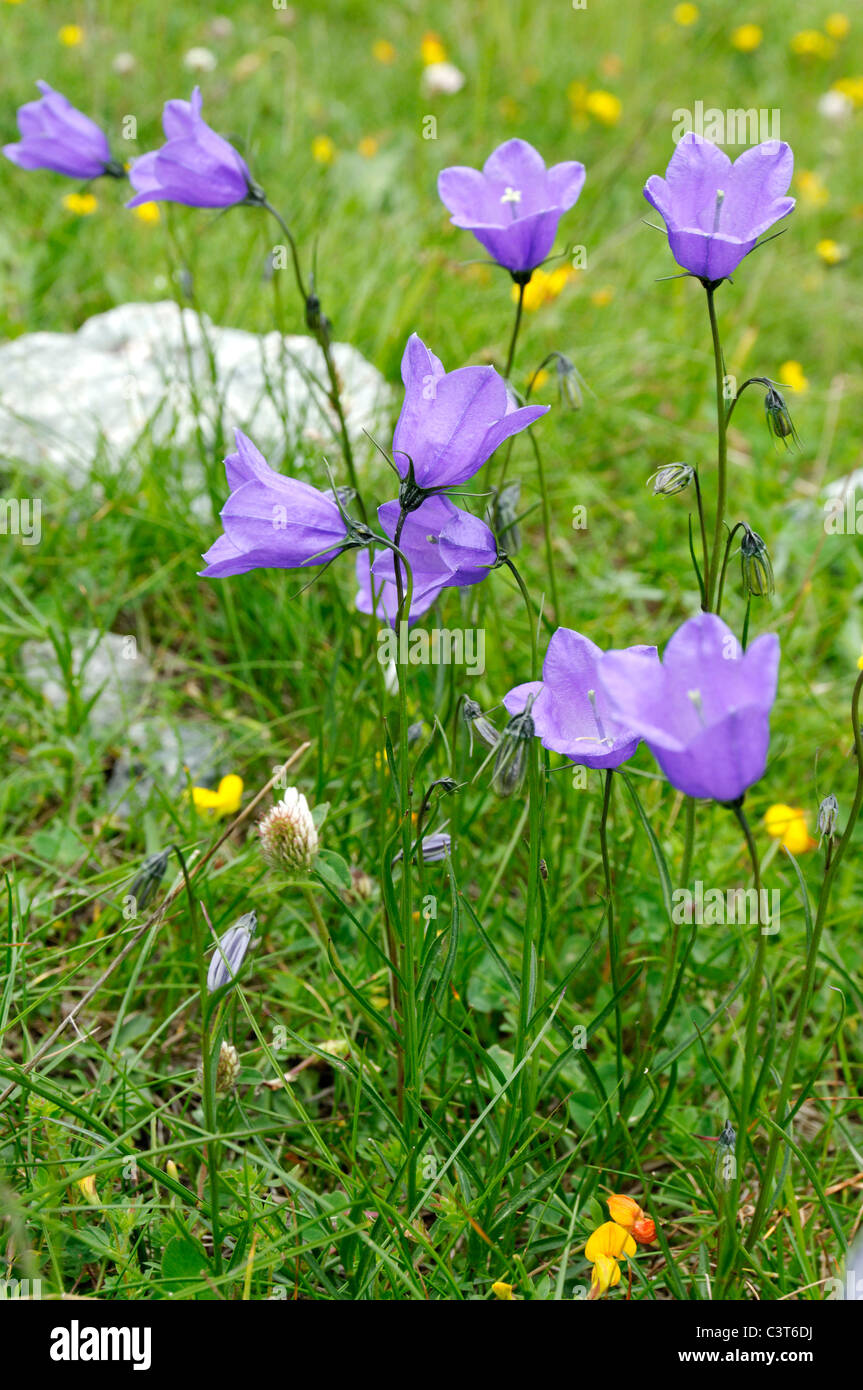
200;430;350;578
394;334;547;494
598;612;780;802
3;82;119;181
356;494;497;624
128;87;257;209
438;138;585;277
504;628;658;770
643;133;795;284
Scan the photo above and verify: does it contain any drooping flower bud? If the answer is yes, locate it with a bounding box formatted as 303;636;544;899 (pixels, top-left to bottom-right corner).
419;832;451;863
207;911;257;992
740;525;775;598
128;848;170;913
764;384;799;448
554;352;583;411
817;793;838;840
258;787;319;872
492;706;535;798
647;462;695;496
462;697;500;753
487;481;522;554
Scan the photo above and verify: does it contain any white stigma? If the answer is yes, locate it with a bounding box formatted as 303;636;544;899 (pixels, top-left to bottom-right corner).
500;186;522;205
713;189;725;234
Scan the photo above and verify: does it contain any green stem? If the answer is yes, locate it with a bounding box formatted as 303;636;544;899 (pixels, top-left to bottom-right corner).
504;280;526;381
600;770;623;1089
693;469;711;611
528;431;560;619
262;199;366;522
718;800;768;1294
748;670;863;1245
705;285;728;613
391;508;419;1208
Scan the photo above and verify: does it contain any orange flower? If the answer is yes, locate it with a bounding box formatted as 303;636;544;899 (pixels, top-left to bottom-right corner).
606;1192;657;1244
632;1215;657;1245
606;1193;641;1227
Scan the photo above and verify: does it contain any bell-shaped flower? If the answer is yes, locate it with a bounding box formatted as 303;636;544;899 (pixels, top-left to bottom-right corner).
199;430;350;578
4;82;114;180
598;612;780;802
128;86;255;209
438;138;585;275
643;133;795;283
504;628;658;770
355;493;497;623
393;334;548;491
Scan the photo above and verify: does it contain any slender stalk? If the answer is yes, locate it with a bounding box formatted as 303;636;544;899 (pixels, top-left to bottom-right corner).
705;285;728;613
391;507;419;1207
748;671;863;1245
599;770;623;1088
693;470;711;610
262;200;366;522
504;280;526;381
717;800;768;1295
528;431;560;618
657;795;696;1026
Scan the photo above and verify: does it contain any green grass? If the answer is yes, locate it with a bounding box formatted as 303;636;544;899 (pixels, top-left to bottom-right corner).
1;0;862;1301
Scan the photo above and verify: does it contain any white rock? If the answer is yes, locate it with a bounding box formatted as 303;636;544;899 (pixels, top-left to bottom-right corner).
20;630;151;729
0;301;391;487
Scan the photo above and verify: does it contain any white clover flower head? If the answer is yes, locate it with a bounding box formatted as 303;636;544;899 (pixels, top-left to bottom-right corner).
112;51;137;76
214;1041;241;1096
183;46;218;73
817;90;853;122
259;787;319;872
421;61;466;98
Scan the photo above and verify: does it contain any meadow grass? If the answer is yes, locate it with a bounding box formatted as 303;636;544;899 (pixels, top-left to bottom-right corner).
0;0;861;1302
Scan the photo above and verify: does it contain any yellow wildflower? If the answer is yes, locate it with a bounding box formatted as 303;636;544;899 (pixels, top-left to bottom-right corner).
133;201;160;225
492;1280;516;1300
585;1221;636;1300
372;38;396;65
514;265;577;311
77;1174;99;1205
791;30;836;58
825;14;850;41
764;804;816;854
585;90;621;125
816;238;846;265
58;23;84;45
731;24;763;53
62;192;98;216
531;368;550;391
191;774;243;819
673;3;699;26
358;136;379;159
857;653;863;671
591;286;615;307
795;170;829;207
779;360;809;393
311;134;336;166
833;76;863;105
420;32;447;65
